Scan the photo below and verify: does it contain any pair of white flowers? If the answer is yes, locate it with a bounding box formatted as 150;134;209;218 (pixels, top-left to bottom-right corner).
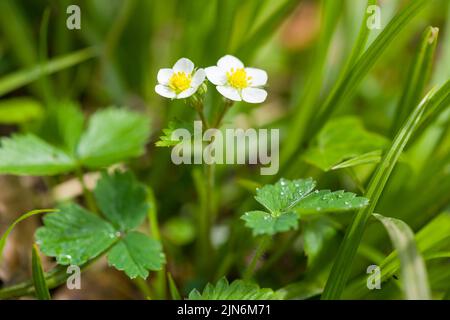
155;55;268;103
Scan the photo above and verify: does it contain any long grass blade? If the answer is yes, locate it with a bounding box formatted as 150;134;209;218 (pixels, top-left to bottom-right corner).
322;88;435;300
0;209;58;264
167;272;182;300
31;244;51;300
391;26;439;135
0;47;98;97
310;0;428;140
373;213;430;300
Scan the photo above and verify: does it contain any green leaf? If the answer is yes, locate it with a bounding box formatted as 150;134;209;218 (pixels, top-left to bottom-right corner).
303;117;389;171
94;171;148;231
0;47;98;97
296;190;369;215
323;89;435;300
0;209;57;264
155;119;193;147
331;150;383;170
77;108;150;168
31;245;51;300
107;231;165;279
39;101;85;156
254;178;316;214
0;135;76;175
373;213;431;300
0;98;43;124
344;212;450;299
241;210;298;236
35;203;118;265
188;277;283;300
303;218;337;267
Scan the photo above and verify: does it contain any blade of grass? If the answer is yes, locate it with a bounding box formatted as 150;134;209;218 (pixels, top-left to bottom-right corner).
0;47;98;97
310;0;428;142
31;244;52;300
283;0;427;171
344;211;450;298
236;0;300;60
373;213;430;299
0;209;58;264
167;272;181;300
280;0;342;166
391;26;439;135
322;88;435;300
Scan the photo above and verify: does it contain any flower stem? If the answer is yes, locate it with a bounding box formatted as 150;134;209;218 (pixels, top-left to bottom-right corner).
243;236;271;281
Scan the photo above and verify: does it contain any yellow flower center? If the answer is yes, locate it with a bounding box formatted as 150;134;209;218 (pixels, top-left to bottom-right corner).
169;72;192;94
226;68;252;89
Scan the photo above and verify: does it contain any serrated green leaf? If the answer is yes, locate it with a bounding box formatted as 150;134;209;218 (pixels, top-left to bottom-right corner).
188;277;283;300
35;203;118;265
255;178;316;214
39;101;84;156
77;108;150;168
303;117;389;171
94;171;148;231
296;190;369;215
0;97;43;124
0;134;76;175
373;213;431;300
107;231;165;279
241;210;298;236
31;245;51;300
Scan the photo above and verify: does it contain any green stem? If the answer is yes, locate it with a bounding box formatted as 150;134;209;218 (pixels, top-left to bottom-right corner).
243;236;271;281
75;167;98;214
261;230;300;272
146;188;166;299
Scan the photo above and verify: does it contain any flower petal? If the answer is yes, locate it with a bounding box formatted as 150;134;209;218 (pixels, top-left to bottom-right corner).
157;68;173;85
242;88;267;103
217;55;244;71
217;86;242;101
173;58;195;73
177;87;196;99
192;68;206;87
155;84;176;99
205;66;227;85
245;68;268;86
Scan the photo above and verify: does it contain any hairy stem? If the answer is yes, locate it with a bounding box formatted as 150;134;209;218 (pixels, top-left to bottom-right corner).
243;236;271;281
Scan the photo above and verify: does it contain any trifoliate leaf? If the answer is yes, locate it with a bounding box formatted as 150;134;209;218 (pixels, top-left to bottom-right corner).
155;119;194;147
77;108;150;168
35;203;118;265
94;171;148;231
188;277;284;300
296;190;369;215
254;178;316;214
0;134;76;175
107;231;165;279
241;211;298;236
303;117;389;171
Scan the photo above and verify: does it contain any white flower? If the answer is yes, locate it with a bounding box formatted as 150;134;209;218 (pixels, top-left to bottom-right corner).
205;55;268;103
155;58;206;99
